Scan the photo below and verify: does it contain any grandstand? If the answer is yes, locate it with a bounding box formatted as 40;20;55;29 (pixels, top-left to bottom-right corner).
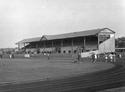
16;28;115;55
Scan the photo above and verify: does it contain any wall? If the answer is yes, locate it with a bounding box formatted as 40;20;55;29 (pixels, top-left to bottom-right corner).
99;34;115;53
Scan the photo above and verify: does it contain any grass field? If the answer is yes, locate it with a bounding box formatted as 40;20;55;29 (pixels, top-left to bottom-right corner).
0;57;113;84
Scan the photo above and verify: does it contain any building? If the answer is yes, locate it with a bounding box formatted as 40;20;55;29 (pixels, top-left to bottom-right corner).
16;28;115;54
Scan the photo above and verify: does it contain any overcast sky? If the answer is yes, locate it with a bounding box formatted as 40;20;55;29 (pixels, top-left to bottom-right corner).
0;0;125;48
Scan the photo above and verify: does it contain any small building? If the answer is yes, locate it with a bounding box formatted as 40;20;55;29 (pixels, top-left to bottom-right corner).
16;28;115;54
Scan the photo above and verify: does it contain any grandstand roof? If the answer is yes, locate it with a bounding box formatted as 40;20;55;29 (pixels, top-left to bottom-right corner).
17;28;115;44
42;28;115;40
17;37;41;44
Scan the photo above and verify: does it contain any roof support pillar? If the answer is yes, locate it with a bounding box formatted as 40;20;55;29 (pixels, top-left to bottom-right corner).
97;33;99;50
52;41;54;47
36;43;38;49
71;39;74;54
61;40;63;47
52;41;54;53
44;41;46;52
84;37;86;51
61;40;63;54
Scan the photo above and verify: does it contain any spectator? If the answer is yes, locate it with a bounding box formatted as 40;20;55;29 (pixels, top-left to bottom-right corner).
0;51;3;59
24;52;30;58
95;54;97;62
47;52;50;60
117;53;122;59
9;54;12;59
105;54;108;62
109;53;113;62
113;53;116;62
12;53;14;58
92;53;96;63
78;53;81;62
72;54;78;63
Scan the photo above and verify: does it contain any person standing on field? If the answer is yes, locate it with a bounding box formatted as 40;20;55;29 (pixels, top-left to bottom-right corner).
0;51;3;59
94;54;97;63
78;53;81;62
117;53;122;59
113;53;116;62
105;54;108;62
47;52;50;60
72;53;78;63
92;53;96;63
109;53;113;62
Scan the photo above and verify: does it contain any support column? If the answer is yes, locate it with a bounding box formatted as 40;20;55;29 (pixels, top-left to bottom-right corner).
84;37;86;51
61;40;63;54
61;40;63;47
71;39;74;54
52;41;53;47
41;42;44;53
44;41;46;52
97;33;99;49
36;43;38;49
52;41;54;53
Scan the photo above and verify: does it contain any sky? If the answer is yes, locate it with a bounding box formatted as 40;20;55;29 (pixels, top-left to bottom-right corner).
0;0;125;48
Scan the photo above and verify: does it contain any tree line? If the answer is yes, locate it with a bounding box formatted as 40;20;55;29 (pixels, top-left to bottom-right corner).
115;37;125;48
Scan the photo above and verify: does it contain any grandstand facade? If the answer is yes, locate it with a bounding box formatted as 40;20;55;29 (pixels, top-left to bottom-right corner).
17;28;115;54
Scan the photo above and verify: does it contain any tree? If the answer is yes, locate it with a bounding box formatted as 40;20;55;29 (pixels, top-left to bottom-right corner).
115;37;125;48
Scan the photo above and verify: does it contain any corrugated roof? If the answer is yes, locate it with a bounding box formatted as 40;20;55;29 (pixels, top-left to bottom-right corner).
16;37;41;44
42;28;114;40
17;28;115;44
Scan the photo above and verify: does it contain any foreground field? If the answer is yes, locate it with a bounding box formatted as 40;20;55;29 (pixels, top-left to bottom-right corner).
0;58;113;84
99;87;125;92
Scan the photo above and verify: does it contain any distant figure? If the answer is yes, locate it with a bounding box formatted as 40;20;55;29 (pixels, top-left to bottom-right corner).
47;52;50;60
0;51;3;59
105;54;108;62
92;53;97;63
72;54;78;63
91;54;94;62
43;52;46;56
0;54;2;59
117;53;122;59
9;52;14;59
78;53;81;62
109;54;113;62
94;54;97;63
24;53;30;58
113;53;116;62
12;52;14;59
9;54;12;59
